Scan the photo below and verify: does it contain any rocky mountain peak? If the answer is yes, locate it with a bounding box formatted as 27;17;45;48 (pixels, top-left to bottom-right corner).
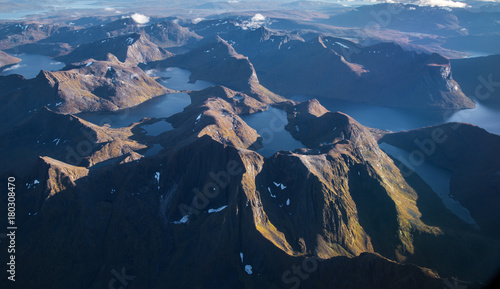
56;33;172;65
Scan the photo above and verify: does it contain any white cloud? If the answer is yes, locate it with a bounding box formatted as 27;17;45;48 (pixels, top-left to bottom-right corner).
104;7;115;11
251;13;266;23
236;13;268;30
369;0;468;7
192;17;204;24
416;0;467;7
2;64;26;71
131;13;150;24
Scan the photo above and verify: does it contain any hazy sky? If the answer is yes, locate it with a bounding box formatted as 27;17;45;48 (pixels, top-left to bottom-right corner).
1;0;499;17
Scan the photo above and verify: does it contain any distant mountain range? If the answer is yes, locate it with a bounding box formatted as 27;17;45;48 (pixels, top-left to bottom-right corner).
56;33;172;65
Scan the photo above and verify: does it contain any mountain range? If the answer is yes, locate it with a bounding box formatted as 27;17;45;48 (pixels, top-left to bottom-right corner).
0;4;499;289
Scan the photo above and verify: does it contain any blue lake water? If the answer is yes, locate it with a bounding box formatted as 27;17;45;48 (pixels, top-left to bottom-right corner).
144;144;164;157
77;92;192;128
143;121;174;136
379;143;478;227
0;54;65;79
147;67;215;91
241;107;305;157
78;67;215;128
291;95;500;136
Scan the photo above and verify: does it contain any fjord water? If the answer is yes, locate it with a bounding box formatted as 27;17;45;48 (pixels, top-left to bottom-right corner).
78;67;215;129
0;54;65;79
447;101;500;135
379;143;478;227
291;95;500;136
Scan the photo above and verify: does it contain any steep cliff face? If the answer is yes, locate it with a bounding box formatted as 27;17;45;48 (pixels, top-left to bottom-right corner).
451;54;500;106
349;44;473;109
56;33;172;65
253;37;474;109
380;123;500;239
266;99;439;261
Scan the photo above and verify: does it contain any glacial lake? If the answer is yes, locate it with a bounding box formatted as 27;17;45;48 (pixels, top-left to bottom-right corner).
77;92;192;128
241;107;305;158
291;95;500;136
0;54;65;79
147;67;214;91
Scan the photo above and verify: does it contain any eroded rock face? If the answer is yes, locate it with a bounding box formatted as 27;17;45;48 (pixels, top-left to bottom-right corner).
451;54;500;106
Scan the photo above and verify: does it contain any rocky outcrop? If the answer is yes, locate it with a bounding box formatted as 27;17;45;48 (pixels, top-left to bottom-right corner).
35;156;90;198
56;33;172;65
189;85;268;115
165;87;265;150
0;50;20;70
